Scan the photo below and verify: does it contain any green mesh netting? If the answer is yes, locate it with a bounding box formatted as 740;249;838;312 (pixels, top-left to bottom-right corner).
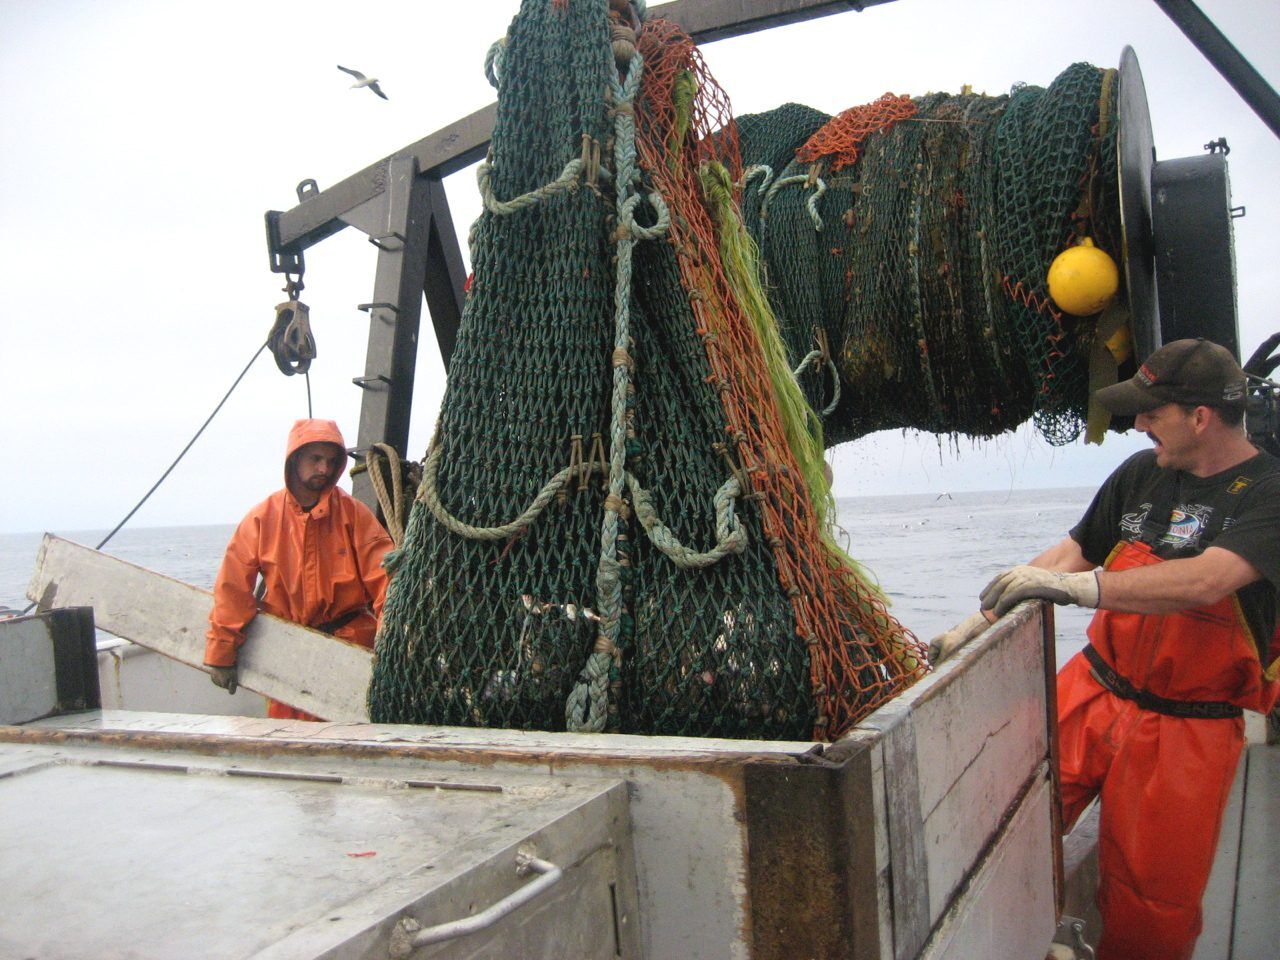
739;64;1121;446
370;0;923;741
369;0;1121;742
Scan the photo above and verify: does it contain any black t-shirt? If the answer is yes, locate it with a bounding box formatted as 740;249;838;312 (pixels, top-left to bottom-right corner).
1070;449;1280;650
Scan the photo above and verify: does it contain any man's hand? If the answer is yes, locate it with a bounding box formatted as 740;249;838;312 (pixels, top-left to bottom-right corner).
928;611;994;666
207;663;238;695
979;565;1100;617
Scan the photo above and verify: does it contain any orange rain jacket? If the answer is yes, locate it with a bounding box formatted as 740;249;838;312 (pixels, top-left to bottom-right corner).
204;419;393;719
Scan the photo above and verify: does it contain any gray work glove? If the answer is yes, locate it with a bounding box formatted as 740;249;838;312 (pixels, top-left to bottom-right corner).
207;663;238;695
979;565;1100;618
928;611;994;666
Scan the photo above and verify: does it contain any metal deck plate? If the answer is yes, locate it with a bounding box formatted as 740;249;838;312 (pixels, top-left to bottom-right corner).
0;741;631;959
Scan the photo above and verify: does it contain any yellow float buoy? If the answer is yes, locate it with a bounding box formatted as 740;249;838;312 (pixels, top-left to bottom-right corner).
1047;237;1120;316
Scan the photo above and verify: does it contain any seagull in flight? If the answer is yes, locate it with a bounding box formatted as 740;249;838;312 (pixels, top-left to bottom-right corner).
337;65;388;100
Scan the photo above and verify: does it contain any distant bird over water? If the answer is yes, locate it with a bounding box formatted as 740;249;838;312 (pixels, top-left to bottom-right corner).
337;65;388;100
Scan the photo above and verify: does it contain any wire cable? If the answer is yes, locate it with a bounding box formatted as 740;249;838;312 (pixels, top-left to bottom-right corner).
19;341;268;617
93;342;268;551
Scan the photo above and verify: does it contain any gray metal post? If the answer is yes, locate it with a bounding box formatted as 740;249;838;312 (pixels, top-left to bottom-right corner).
421;175;468;371
1153;0;1280;141
351;154;432;508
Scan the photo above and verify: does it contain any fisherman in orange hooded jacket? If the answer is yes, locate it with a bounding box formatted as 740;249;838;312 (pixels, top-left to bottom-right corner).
203;419;393;720
933;340;1280;960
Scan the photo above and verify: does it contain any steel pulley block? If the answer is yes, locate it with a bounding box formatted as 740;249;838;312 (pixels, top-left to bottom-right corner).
268;299;317;375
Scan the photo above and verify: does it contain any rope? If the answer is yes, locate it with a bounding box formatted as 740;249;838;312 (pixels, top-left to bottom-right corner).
737;163;774;194
477;155;586;216
629;475;746;568
760;174;826;229
618;190;672;240
565;45;648;734
792;349;842;416
416;447;745;568
365;443;407;546
484;37;506;89
93;341;268;554
417;444;570;543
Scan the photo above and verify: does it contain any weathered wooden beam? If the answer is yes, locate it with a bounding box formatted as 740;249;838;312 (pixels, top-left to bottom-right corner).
25;535;372;722
851;602;1057;949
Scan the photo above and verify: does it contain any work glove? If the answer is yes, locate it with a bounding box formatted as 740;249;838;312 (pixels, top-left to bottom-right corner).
928;611;994;666
979;565;1100;618
207;663;238;695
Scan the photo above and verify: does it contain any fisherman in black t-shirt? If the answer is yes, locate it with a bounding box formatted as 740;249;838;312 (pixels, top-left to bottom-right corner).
935;339;1280;960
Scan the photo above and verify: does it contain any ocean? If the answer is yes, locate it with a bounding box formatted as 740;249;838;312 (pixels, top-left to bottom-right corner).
0;524;235;614
0;485;1098;664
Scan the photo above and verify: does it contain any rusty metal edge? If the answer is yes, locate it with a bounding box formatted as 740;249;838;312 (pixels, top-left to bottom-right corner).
743;737;881;959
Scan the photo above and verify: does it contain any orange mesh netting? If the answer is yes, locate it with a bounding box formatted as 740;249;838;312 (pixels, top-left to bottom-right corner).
796;93;917;171
634;18;928;739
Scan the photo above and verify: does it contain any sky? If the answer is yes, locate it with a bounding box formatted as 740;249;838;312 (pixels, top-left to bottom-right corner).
2;0;1278;535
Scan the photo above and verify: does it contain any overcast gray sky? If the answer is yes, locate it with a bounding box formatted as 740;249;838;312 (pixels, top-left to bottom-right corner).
2;0;1277;535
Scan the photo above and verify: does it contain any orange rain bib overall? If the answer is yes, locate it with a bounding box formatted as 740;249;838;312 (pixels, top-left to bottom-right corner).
1056;539;1279;960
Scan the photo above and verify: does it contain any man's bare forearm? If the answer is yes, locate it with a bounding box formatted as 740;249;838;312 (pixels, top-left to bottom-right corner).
1029;536;1094;573
995;537;1258;615
1095;547;1259;613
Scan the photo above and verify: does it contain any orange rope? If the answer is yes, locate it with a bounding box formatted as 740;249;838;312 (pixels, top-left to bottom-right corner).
635;20;926;739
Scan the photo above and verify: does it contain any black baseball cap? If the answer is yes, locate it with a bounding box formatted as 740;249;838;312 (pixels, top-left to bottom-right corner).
1094;338;1247;416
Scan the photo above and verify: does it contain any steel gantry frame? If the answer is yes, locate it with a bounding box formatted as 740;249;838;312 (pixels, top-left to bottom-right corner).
263;0;1278;509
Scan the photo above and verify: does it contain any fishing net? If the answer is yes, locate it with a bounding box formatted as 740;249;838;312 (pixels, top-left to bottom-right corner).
369;0;1122;741
739;64;1122;446
369;0;927;741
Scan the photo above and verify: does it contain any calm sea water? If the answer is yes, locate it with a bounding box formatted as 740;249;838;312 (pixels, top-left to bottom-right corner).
839;486;1097;664
0;486;1097;663
0;525;235;614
